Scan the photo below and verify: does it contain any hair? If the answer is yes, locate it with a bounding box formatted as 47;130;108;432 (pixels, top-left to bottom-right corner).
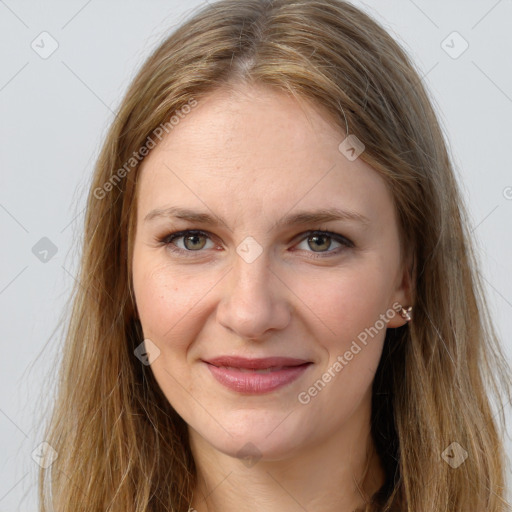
38;0;512;510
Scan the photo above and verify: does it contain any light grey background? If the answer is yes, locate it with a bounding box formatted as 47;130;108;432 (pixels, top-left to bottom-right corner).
1;0;511;510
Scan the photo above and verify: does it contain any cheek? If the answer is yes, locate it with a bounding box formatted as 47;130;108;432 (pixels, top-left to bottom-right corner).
132;254;208;349
292;261;392;345
132;256;211;406
292;263;391;400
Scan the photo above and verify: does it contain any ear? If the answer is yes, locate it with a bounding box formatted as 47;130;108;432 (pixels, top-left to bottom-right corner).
386;250;415;328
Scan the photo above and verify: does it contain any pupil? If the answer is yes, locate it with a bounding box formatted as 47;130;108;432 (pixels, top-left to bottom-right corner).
185;234;205;250
309;234;330;252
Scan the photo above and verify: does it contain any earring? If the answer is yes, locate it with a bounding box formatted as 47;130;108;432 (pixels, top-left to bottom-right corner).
399;305;412;322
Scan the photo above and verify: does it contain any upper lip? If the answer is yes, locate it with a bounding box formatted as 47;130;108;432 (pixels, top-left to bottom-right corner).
204;356;311;369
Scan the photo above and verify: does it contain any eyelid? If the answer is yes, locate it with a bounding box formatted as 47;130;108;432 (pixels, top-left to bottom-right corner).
159;229;218;255
292;229;354;248
158;228;354;257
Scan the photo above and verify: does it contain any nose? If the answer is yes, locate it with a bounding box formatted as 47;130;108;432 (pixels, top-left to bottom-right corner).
215;252;292;340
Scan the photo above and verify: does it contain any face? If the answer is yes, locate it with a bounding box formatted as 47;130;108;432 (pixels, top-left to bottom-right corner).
132;84;410;461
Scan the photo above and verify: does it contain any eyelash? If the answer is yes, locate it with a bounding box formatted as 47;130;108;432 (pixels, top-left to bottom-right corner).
158;229;354;259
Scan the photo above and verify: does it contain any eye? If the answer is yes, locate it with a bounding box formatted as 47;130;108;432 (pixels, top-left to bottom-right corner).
294;230;353;257
160;230;216;254
158;229;354;259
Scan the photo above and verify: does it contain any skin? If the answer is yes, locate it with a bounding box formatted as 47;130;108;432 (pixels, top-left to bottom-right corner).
132;83;412;512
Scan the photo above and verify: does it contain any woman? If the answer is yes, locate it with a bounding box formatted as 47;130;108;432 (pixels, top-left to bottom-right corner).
39;0;511;510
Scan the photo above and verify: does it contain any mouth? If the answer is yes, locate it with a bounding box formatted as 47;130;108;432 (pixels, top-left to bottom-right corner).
202;356;313;394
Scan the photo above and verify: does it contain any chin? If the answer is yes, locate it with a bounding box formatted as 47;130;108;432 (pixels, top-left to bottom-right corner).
189;409;315;463
210;433;304;463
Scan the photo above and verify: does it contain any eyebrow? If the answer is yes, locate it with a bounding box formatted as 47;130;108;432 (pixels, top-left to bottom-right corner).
144;206;370;230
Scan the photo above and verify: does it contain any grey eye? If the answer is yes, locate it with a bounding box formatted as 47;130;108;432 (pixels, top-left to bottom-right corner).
297;234;343;253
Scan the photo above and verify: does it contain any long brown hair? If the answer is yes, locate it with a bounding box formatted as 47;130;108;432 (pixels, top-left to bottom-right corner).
39;0;511;510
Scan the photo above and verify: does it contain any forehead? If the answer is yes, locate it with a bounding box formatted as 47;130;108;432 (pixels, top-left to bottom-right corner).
146;84;343;174
136;84;395;230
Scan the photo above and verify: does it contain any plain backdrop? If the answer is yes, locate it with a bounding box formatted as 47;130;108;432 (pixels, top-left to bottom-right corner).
1;0;511;509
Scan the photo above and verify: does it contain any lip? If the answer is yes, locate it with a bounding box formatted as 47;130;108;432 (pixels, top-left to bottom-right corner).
203;356;312;394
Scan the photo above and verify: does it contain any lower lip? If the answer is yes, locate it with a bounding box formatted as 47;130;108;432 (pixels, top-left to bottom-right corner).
205;363;311;394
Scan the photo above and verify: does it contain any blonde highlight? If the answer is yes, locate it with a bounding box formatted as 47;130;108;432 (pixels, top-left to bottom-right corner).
39;1;511;511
